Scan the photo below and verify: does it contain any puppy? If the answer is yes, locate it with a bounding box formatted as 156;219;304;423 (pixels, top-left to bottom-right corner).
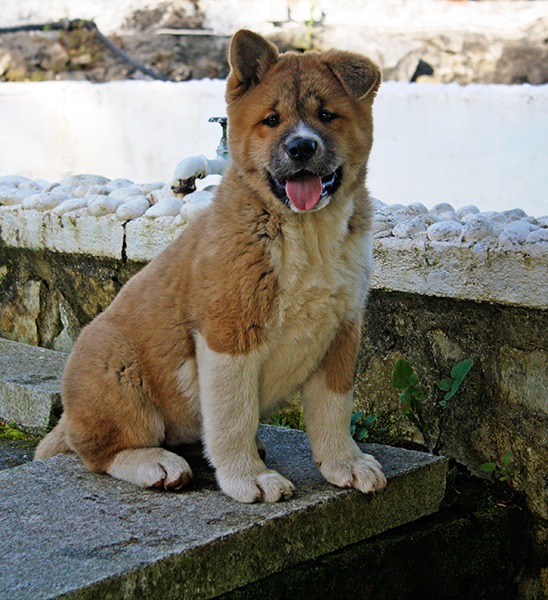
35;30;386;503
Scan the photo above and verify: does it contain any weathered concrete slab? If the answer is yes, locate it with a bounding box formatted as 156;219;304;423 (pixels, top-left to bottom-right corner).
0;426;446;599
0;338;66;432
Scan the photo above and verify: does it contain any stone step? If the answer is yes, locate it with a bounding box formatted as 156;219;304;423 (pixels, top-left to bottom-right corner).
0;426;446;599
0;339;447;597
0;338;65;432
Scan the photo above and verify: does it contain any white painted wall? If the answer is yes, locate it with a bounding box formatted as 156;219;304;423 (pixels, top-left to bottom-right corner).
0;80;547;215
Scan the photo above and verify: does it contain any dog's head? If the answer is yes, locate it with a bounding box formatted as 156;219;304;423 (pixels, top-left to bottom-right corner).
225;29;381;214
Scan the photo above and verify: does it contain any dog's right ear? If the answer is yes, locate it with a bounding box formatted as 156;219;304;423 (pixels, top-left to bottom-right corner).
226;30;279;101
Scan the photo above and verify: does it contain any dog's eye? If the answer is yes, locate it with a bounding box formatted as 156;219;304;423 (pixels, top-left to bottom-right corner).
263;114;280;128
319;109;337;123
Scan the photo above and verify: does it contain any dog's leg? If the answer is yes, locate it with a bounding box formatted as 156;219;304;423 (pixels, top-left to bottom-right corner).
196;334;294;503
302;320;386;493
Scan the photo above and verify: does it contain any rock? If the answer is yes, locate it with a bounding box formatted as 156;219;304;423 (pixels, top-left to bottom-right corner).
460;216;496;243
116;196;150;220
499;220;538;248
393;216;430;239
108;185;144;200
39;42;69;72
526;228;548;244
0;188;37;206
22;192;72;211
457;205;480;219
59;174;110;189
51;198;89;215
145;198;183;218
87;195;125;216
427;220;462;242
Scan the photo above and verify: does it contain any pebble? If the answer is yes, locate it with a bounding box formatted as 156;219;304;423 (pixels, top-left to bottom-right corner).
460;216;496;243
1;171;546;256
498;220;538;248
87;195;125;217
427;220;463;242
108;185;144;200
0;188;37;206
180;192;213;222
51;198;89;215
116;196;150;221
145;197;183;218
22;191;72;211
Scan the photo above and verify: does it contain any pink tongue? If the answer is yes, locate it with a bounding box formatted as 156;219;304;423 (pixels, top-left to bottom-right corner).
285;174;322;211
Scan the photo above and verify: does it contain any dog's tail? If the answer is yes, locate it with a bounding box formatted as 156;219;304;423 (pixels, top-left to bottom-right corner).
34;415;71;460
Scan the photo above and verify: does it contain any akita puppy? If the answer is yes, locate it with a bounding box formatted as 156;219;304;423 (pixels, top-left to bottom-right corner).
35;30;386;503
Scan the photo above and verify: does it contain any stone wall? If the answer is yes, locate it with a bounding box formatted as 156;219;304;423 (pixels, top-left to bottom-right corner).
0;183;546;554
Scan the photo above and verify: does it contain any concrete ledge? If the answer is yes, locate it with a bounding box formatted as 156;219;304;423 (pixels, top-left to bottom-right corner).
0;426;446;599
0;338;65;432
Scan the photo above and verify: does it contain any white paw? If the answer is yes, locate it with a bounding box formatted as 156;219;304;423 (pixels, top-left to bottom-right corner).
319;452;386;493
218;469;295;503
107;448;193;490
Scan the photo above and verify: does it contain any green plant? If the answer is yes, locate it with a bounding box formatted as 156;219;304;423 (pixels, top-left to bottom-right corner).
0;421;27;441
350;411;388;443
392;358;473;454
480;451;515;487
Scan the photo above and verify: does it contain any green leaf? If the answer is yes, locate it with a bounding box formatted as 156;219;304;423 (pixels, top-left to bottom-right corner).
480;462;497;472
392;359;415;389
364;415;377;426
451;359;474;381
357;429;369;441
408;373;419;387
501;451;513;466
350;411;363;425
412;387;425;400
437;378;453;391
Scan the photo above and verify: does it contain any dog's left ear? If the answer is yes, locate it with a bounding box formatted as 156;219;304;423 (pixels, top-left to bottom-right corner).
226;30;279;101
323;50;381;100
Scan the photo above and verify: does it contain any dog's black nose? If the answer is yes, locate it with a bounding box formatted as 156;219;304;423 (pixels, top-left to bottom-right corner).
286;137;318;162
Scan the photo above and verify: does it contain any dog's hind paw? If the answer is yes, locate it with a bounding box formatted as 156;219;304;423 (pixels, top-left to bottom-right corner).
218;469;294;503
319;452;386;494
107;448;193;490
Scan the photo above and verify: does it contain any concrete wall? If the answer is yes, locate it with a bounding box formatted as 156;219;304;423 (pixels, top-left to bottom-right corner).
1;80;547;215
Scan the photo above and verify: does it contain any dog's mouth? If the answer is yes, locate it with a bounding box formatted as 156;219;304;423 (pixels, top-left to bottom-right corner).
268;167;342;212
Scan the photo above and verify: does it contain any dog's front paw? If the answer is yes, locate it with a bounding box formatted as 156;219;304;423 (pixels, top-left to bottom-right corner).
218;469;295;503
319;452;386;493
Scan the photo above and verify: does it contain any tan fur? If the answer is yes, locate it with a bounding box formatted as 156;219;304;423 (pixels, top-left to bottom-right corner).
34;30;387;502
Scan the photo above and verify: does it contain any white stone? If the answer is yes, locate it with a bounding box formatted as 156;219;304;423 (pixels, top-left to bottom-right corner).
87;195;124;216
456;205;480;219
18;180;45;191
22;191;72;211
427;220;462;242
526;228;548;244
147;183;176;205
116;196;150;221
59;174;110;189
460;216;496;243
85;185;110;197
393;215;430;239
407;203;429;215
108;185;143;200
138;182;165;195
0;176;30;187
145;198;183;218
537;216;548;228
436;210;461;223
51;198;89;215
105;178;134;191
0;188;37;206
180;192;213;222
372;214;397;235
499;220;537;248
430;203;455;215
502;208;528;223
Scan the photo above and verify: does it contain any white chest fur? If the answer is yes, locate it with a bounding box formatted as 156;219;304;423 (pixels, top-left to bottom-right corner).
260;203;372;408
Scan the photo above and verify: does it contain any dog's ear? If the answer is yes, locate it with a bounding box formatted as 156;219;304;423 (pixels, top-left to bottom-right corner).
226;30;279;101
323;50;381;100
